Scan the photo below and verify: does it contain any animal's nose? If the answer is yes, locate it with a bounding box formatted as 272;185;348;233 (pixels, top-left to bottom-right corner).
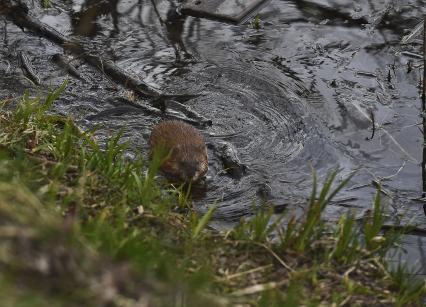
180;161;197;181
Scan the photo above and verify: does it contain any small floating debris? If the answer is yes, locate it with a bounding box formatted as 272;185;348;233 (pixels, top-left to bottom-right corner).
166;99;212;126
180;0;271;24
102;97;204;127
355;70;377;78
400;51;423;59
401;20;424;45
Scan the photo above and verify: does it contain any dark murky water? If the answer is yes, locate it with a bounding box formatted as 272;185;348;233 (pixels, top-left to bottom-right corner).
0;0;425;273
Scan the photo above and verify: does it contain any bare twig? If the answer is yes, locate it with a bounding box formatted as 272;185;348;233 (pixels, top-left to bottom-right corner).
348;100;418;163
401;20;425;44
234;240;294;272
231;280;287;296
221;264;273;281
256;242;294;272
366;110;375;140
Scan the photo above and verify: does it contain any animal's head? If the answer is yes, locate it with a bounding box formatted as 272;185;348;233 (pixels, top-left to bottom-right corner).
163;143;208;182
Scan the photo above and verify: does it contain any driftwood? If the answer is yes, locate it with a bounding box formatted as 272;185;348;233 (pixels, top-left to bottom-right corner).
1;0;211;126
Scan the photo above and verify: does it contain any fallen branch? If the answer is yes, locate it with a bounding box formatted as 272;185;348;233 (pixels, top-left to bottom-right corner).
1;0;211;126
4;0;160;97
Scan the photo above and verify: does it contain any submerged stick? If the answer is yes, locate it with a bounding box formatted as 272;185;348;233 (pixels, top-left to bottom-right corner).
51;53;86;82
18;51;40;86
366;110;375;140
166;100;212;126
1;0;210;125
4;0;159;96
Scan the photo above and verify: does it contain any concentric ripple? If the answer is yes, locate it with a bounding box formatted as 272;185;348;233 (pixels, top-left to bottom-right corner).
161;64;316;219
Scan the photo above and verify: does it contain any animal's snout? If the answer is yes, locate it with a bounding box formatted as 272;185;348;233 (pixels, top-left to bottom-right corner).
180;161;198;181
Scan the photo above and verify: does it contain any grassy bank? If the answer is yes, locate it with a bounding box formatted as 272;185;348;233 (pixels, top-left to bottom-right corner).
0;83;424;306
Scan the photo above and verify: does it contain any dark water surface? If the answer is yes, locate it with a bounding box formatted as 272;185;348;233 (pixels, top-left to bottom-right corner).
1;0;425;273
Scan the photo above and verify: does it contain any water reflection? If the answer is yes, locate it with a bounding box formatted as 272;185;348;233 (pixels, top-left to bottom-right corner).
164;0;192;61
290;0;367;27
72;0;120;37
71;0;192;61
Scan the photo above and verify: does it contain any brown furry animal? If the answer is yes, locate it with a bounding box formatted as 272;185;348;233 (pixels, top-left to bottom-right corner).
149;120;208;182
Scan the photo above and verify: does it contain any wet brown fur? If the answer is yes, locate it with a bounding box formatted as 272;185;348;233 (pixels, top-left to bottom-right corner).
149;120;208;182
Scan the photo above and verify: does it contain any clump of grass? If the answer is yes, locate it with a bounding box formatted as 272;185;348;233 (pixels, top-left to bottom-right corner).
281;168;354;252
227;168;425;305
363;187;387;250
329;212;360;264
41;0;50;9
232;206;283;243
390;264;426;307
0;84;424;306
252;14;261;30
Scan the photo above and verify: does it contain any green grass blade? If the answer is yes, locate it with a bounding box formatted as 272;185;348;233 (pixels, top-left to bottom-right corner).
192;206;217;240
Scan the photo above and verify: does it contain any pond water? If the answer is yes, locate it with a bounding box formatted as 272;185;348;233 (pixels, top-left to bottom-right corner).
0;0;425;274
